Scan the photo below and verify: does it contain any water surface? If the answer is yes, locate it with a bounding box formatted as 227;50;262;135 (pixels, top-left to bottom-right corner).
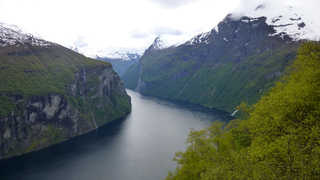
0;90;229;180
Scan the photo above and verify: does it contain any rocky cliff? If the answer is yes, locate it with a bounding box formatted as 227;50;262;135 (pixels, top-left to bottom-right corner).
0;25;131;159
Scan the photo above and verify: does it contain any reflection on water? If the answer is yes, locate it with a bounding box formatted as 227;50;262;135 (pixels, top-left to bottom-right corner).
0;90;230;180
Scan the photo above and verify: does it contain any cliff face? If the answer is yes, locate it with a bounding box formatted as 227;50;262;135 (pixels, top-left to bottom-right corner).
0;44;131;159
123;16;300;112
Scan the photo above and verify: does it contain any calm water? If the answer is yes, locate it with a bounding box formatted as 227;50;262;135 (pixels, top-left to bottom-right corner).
0;90;230;180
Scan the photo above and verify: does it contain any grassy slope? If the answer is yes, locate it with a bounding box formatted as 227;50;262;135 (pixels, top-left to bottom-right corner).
0;45;109;96
0;45;130;123
138;43;299;112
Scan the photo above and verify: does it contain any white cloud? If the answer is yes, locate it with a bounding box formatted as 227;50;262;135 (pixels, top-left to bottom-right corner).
153;26;183;36
233;0;320;19
131;30;150;39
150;0;198;8
0;0;240;55
74;36;88;48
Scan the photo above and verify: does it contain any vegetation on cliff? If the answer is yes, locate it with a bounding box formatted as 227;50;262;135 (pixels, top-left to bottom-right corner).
0;47;109;95
0;44;131;159
0;45;130;118
166;42;320;180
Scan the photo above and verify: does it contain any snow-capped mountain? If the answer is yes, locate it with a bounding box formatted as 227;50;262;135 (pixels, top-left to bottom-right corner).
122;0;318;112
97;49;142;61
187;1;320;45
0;23;52;47
70;43;143;61
150;36;170;50
233;2;320;41
186;31;212;45
143;36;174;55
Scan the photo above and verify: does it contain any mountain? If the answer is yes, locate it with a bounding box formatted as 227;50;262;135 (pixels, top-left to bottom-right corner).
70;39;144;59
121;36;171;89
147;36;171;50
166;42;320;180
71;42;143;77
100;50;141;61
97;52;141;77
122;3;319;113
0;23;131;159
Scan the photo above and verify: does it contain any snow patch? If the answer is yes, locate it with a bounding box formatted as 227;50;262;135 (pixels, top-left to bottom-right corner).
70;43;144;60
97;50;142;60
241;19;250;23
231;1;320;41
151;36;171;49
214;26;219;33
0;22;52;47
187;31;211;45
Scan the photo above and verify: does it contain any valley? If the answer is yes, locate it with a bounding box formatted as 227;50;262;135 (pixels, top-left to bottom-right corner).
0;0;319;179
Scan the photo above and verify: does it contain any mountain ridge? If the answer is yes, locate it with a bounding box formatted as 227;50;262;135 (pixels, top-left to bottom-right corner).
0;23;53;48
122;6;313;112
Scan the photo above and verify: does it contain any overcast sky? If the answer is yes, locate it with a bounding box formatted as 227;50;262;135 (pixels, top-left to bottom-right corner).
0;0;240;55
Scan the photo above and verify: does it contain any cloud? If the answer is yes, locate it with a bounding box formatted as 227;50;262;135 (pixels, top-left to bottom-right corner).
231;0;320;21
153;27;183;36
0;0;240;55
150;0;198;8
130;26;183;41
131;30;150;39
73;36;88;48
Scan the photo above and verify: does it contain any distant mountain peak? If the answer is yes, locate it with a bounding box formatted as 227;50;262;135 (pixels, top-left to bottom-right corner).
98;50;142;61
150;36;169;50
69;38;144;60
0;22;52;47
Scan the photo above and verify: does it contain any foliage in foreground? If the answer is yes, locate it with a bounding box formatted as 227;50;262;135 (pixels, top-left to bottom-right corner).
166;42;320;180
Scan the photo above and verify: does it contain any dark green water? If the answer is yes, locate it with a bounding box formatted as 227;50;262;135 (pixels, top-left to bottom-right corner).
0;90;230;180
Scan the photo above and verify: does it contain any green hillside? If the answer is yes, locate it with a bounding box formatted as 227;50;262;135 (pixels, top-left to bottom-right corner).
0;44;131;159
0;45;130;119
0;46;108;97
122;16;301;113
139;43;298;112
166;42;320;180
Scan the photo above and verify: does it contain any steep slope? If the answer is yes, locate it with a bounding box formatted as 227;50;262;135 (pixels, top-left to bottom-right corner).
0;24;131;159
97;52;140;77
122;3;319;112
122;62;141;89
121;36;171;89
